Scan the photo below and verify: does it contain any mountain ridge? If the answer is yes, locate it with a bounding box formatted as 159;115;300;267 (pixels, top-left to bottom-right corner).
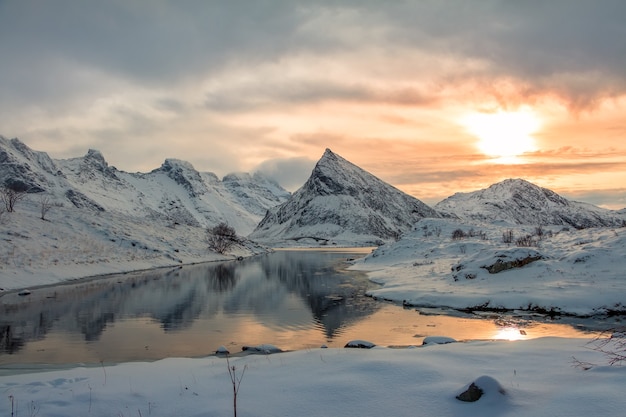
250;148;440;245
435;178;624;229
0;136;290;235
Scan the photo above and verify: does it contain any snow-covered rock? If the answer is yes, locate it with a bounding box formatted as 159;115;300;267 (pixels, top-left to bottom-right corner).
250;148;440;245
435;178;624;229
241;344;283;354
456;376;506;403
422;336;457;345
344;339;376;349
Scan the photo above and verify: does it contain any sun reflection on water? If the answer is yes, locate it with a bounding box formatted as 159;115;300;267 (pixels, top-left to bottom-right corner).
494;326;527;341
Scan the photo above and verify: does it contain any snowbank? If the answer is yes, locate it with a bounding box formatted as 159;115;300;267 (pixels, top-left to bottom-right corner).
2;337;625;416
352;218;626;316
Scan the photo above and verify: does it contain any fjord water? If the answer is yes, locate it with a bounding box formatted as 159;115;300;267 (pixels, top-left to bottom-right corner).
0;249;605;366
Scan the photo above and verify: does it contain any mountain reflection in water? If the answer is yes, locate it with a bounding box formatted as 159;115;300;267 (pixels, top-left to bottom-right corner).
0;249;379;364
0;249;609;366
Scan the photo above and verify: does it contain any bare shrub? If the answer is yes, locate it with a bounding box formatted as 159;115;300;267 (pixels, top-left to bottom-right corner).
588;329;626;366
502;229;514;244
451;229;467;240
573;329;626;369
516;234;537;247
39;193;54;220
469;228;488;240
206;222;239;254
226;356;247;417
1;185;28;212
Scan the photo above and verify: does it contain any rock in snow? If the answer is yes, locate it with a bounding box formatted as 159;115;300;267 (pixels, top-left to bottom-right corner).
422;336;457;346
344;339;377;349
456;376;506;403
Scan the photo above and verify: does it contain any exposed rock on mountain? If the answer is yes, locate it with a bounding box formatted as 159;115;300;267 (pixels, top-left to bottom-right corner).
435;178;624;229
0;137;60;192
0;136;289;235
151;159;207;197
250;148;440;245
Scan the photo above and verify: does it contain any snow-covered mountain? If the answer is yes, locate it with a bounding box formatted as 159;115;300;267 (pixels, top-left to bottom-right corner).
0;136;290;235
435;178;624;229
250;149;440;245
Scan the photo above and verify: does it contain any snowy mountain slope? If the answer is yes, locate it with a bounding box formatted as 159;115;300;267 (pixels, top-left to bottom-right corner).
0;197;269;290
223;172;291;217
351;217;626;316
0;136;290;235
435;178;624;228
250;148;440;245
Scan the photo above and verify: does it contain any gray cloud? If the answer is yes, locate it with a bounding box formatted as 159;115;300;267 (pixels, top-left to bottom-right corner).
560;188;626;210
254;156;317;191
1;0;625;210
378;0;626;107
2;0;625;109
204;79;372;112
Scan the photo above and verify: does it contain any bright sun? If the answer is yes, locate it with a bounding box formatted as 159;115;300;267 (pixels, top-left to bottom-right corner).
461;107;541;159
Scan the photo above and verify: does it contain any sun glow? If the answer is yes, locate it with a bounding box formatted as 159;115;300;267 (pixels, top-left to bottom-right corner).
494;327;527;341
462;108;541;159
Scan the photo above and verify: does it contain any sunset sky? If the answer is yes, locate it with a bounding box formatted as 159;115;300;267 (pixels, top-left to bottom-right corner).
1;0;625;209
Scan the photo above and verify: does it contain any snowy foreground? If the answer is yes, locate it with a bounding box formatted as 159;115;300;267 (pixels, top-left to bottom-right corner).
2;337;625;416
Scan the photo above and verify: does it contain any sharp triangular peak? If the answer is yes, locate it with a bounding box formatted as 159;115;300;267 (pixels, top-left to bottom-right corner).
251;148;440;245
317;148;343;164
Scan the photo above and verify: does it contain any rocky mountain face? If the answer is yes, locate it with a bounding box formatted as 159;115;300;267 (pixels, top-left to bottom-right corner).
0;136;290;235
0;136;61;192
250;149;440;245
435;178;624;229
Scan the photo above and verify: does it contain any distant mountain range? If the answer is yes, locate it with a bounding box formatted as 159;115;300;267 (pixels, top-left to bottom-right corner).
1;136;624;247
0;136;289;235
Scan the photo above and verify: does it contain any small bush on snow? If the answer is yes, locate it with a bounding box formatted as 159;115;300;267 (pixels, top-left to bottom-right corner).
206;222;239;254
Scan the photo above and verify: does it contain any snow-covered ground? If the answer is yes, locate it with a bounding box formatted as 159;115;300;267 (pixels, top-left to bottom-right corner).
0;199;266;291
2;201;626;415
2;337;625;416
351;218;626;316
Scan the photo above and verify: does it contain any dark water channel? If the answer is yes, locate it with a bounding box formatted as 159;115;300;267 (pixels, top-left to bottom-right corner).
0;249;614;367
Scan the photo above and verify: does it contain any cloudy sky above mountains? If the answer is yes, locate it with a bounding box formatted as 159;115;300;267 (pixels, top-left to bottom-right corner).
1;0;625;208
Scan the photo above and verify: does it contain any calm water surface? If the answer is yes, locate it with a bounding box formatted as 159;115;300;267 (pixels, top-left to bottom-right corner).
0;249;615;367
